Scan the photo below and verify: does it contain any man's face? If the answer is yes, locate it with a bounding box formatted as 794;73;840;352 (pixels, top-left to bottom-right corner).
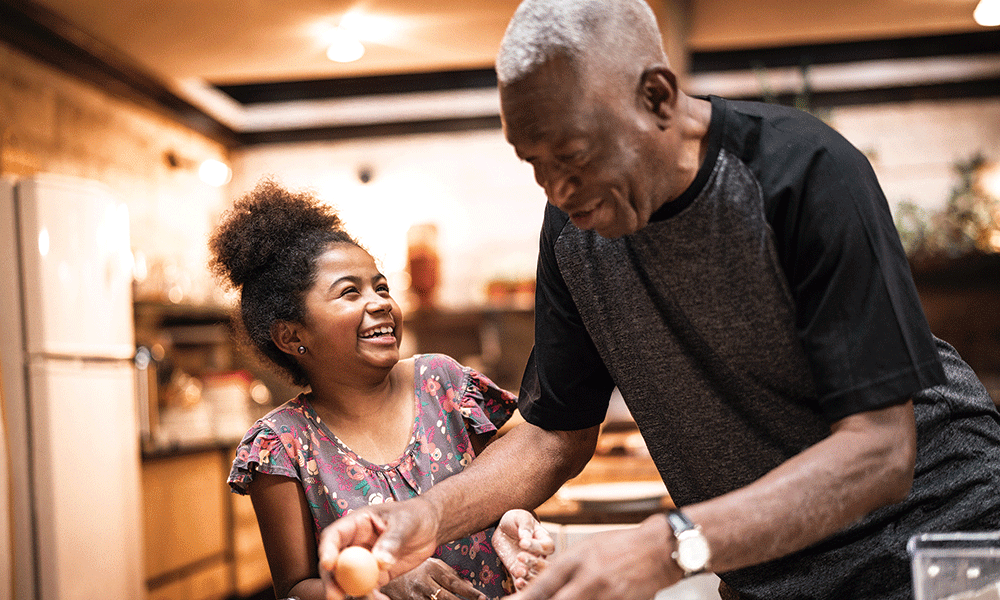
500;59;665;238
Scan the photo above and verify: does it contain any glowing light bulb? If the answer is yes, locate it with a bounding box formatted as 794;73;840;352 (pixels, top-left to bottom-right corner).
974;0;1000;27
199;159;232;187
326;27;365;63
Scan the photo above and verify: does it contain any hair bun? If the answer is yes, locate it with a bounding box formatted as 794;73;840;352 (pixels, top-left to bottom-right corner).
209;178;344;288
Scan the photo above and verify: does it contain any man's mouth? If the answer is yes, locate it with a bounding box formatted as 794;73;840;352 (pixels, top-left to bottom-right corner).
568;201;602;228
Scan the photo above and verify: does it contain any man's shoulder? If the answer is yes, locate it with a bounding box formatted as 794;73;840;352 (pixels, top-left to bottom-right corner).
718;96;851;154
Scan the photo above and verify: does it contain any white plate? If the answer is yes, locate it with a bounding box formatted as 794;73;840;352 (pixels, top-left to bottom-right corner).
558;481;669;512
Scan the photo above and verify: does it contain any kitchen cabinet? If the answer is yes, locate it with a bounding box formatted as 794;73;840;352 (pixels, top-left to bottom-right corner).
231;492;271;597
141;446;271;600
142;450;232;600
146;562;232;600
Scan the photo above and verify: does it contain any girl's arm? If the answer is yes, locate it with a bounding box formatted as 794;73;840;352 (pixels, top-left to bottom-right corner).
249;472;327;600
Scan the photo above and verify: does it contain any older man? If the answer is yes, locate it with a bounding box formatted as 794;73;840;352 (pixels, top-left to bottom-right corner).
319;1;1000;599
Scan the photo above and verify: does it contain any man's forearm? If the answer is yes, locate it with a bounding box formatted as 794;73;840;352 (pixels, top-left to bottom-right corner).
427;422;599;546
685;400;916;574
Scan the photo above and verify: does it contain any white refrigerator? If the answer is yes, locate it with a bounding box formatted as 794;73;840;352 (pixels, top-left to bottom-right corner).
0;174;144;600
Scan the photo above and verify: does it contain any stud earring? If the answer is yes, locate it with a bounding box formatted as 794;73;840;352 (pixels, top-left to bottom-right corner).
297;345;306;355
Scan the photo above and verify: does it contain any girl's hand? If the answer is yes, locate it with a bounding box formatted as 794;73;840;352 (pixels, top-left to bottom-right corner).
380;558;486;600
491;509;555;590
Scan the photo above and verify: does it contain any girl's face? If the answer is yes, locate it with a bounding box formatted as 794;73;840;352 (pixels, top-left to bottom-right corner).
299;243;403;372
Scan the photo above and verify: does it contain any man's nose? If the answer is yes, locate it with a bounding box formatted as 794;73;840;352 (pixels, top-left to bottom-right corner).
540;164;579;209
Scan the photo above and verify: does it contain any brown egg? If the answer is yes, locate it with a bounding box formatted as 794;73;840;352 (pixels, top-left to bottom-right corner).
335;546;380;596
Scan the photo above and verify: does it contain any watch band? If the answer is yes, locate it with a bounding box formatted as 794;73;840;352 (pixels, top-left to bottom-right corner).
666;509;696;536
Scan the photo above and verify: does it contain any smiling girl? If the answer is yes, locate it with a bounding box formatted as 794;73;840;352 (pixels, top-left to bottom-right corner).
209;179;551;600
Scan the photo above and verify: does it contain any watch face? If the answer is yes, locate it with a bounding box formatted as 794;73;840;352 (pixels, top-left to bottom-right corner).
677;533;711;572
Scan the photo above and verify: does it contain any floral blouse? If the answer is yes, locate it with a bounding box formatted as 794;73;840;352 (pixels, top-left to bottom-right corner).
228;354;519;599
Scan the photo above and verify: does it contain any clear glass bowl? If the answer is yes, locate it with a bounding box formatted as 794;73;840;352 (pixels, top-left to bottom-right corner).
909;532;1000;600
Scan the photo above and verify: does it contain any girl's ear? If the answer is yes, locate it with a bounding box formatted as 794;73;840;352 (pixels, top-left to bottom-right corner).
271;320;303;356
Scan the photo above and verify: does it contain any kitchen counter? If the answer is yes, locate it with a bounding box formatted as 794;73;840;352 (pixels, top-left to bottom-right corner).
535;454;673;524
141;438;240;461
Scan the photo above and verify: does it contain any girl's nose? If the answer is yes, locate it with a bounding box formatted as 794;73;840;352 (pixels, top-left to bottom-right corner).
367;294;392;313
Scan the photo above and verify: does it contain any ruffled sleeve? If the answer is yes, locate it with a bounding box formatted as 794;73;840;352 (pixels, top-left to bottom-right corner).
457;363;518;436
228;419;301;495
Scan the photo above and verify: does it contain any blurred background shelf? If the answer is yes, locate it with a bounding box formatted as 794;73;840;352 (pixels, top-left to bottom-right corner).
911;254;1000;401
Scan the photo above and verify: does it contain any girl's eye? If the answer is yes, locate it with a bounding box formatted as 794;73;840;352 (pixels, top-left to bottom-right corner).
377;283;391;293
340;286;360;297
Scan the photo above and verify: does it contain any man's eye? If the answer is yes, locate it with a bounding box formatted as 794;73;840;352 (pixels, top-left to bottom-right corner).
559;151;587;165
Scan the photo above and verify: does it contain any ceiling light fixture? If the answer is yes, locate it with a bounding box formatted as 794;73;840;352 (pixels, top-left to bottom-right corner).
326;27;365;63
974;0;1000;26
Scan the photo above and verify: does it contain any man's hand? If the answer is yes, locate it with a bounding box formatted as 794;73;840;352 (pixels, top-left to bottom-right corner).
506;514;677;600
318;498;442;600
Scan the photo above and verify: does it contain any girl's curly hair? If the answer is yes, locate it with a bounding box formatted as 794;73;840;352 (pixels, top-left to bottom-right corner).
209;178;361;386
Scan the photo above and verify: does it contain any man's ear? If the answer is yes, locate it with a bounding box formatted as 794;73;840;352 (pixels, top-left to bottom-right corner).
271;320;303;356
639;65;679;126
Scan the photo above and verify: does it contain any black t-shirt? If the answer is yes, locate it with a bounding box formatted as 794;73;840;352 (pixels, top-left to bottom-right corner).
519;96;1000;599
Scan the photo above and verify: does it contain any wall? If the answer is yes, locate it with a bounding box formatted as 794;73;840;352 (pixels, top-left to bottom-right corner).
0;371;9;600
827;97;1000;215
0;42;231;305
232;129;548;310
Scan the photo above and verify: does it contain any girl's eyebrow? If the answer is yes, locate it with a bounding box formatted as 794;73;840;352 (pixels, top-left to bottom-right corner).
327;274;361;292
327;273;386;293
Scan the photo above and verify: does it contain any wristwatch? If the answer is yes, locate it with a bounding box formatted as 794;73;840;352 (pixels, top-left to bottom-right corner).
666;509;712;576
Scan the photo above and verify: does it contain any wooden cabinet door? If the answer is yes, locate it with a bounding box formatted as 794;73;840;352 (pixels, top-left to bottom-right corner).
142;451;228;582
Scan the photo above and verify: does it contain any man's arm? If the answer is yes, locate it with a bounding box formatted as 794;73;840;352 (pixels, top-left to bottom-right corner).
507;400;916;600
430;420;599;545
692;399;916;572
317;421;600;598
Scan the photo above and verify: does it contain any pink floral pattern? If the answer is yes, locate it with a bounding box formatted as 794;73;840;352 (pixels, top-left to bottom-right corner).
229;354;518;598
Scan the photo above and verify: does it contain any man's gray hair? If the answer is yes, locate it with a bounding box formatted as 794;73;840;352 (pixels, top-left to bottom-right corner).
495;0;666;85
